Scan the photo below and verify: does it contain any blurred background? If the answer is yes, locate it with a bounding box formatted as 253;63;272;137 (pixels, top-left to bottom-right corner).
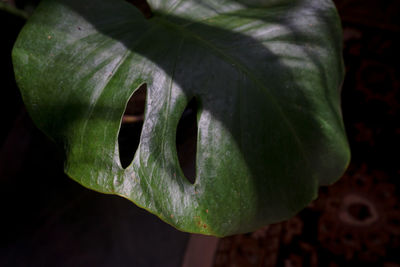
1;0;399;266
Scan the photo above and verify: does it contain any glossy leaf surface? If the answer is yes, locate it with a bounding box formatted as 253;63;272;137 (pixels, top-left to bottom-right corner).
13;0;350;236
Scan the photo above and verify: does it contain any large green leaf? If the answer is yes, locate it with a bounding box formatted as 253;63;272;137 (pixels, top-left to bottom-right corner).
12;0;350;236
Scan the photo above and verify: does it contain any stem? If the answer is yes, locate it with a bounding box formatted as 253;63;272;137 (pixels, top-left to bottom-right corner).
0;2;29;20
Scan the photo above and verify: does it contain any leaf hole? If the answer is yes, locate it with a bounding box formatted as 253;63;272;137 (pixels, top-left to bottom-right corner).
126;0;153;19
176;98;198;184
118;84;147;169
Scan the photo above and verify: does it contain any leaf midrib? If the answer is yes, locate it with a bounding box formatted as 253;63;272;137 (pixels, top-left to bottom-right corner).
152;15;311;167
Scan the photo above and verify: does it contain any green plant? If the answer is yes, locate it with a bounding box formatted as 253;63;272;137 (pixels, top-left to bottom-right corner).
12;0;350;236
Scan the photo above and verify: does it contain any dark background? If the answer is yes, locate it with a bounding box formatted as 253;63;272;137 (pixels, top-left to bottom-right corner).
215;1;400;266
1;0;399;266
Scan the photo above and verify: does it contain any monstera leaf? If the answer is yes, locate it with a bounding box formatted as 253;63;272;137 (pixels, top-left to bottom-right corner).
12;0;350;236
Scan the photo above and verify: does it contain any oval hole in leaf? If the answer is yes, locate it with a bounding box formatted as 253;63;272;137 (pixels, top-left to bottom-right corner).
176;97;198;184
126;0;153;19
118;84;147;169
